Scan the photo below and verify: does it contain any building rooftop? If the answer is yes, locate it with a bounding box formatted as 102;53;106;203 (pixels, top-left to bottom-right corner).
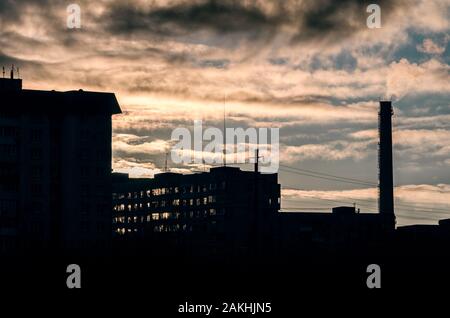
0;78;121;115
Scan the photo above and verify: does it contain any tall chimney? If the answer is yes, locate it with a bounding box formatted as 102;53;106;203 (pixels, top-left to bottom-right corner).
378;101;395;225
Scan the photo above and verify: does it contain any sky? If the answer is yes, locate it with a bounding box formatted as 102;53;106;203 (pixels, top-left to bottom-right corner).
1;0;449;226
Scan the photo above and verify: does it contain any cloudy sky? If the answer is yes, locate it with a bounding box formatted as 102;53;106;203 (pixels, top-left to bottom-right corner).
1;0;449;225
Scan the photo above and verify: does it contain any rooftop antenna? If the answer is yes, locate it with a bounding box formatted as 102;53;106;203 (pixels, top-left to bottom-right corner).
223;94;227;167
251;138;263;173
254;148;261;173
164;151;169;172
2;66;5;78
10;64;14;79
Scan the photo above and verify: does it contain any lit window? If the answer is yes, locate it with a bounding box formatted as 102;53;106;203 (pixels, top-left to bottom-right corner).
162;212;170;220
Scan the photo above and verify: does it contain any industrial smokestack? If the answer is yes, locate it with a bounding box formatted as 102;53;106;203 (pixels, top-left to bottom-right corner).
378;101;395;225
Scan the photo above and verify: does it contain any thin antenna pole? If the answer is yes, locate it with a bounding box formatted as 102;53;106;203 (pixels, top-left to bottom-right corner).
255;148;259;173
164;151;168;172
223;95;226;167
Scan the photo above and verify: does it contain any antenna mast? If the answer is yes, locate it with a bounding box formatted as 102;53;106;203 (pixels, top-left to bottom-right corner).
223;95;226;167
164;151;169;172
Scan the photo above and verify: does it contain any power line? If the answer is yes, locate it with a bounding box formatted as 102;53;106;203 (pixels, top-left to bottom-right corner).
230;162;449;213
279;167;376;187
281;176;450;212
282;187;450;214
280;164;377;186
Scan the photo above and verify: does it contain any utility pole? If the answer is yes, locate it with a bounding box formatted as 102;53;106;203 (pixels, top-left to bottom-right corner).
252;148;263;259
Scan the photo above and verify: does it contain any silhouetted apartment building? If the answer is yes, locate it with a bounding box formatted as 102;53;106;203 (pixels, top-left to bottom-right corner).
0;77;121;254
112;166;281;258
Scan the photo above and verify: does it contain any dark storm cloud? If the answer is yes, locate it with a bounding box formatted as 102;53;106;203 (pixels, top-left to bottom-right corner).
101;0;405;45
103;0;281;39
0;0;63;24
0;0;86;51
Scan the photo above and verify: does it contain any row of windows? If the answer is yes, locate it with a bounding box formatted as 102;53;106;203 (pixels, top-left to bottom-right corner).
113;196;217;212
80;221;107;233
113;209;220;224
0;200;17;216
0;126;18;137
114;182;226;200
0;144;16;155
78;149;109;161
116;222;216;234
80;166;110;177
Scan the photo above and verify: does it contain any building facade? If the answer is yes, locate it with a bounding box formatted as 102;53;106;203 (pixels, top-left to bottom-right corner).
112;166;281;258
0;77;121;254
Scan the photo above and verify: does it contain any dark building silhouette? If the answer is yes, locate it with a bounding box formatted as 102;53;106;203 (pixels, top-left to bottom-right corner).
276;207;391;257
379;101;396;228
1;76;449;293
112;166;280;259
0;77;121;254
